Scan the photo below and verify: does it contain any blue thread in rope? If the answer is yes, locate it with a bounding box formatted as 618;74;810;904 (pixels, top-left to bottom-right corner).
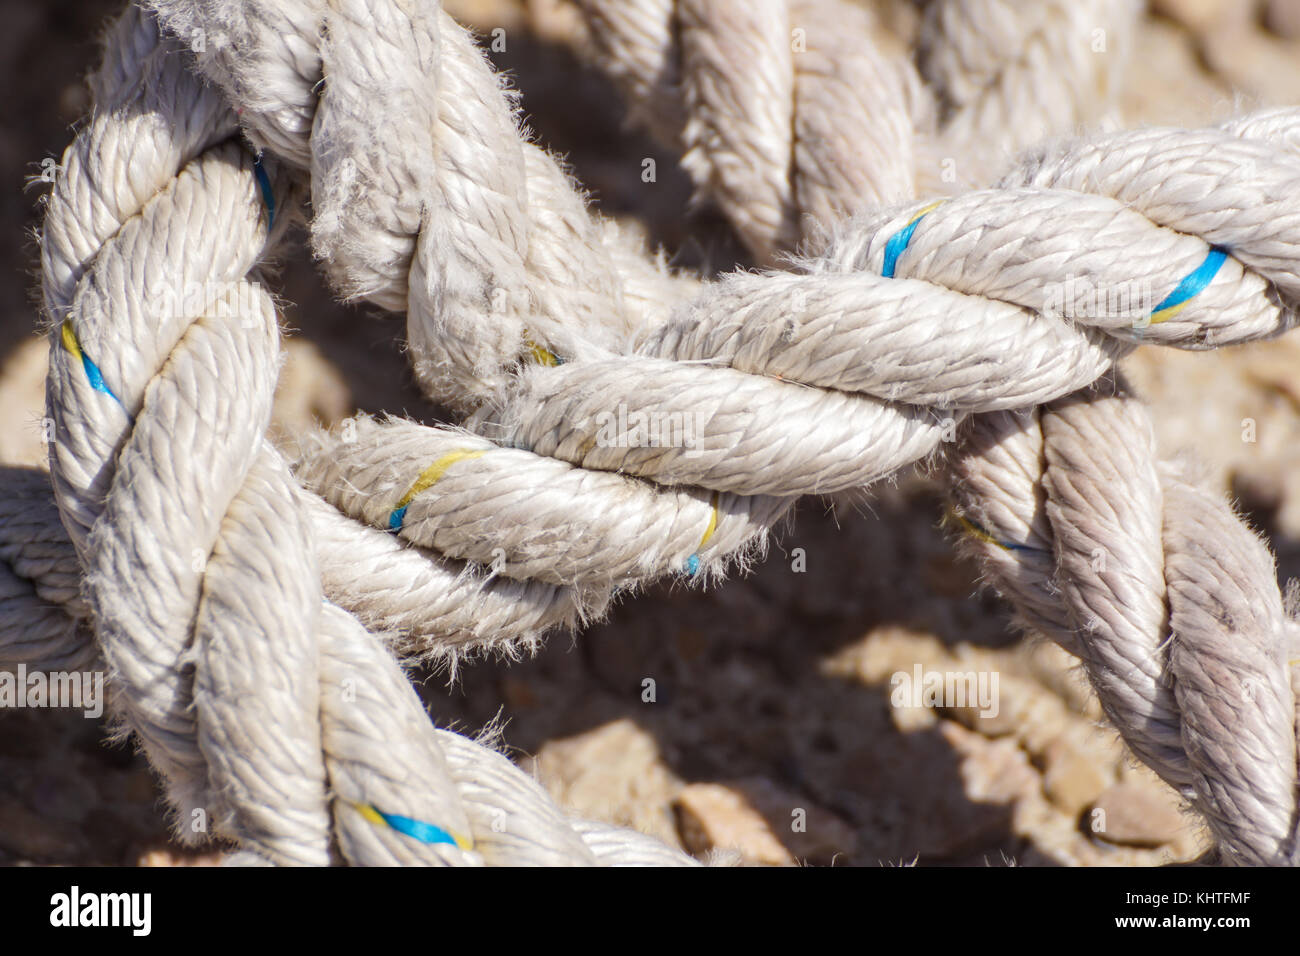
252;152;275;230
1149;245;1229;323
881;201;944;279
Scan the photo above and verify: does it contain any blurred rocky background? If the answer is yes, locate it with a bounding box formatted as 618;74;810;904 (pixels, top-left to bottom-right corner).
3;0;1300;866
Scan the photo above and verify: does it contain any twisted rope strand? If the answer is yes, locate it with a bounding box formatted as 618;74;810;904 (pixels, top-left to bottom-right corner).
5;0;1299;865
32;3;695;866
140;1;1300;862
571;0;1140;259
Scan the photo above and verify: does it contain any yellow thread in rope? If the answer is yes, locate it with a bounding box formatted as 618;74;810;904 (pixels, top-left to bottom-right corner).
950;509;1040;554
389;449;488;531
686;492;720;575
949;509;1013;553
60;320;81;360
522;330;561;366
526;340;560;366
353;802;386;826
61;319;121;403
909;200;945;223
698;493;720;549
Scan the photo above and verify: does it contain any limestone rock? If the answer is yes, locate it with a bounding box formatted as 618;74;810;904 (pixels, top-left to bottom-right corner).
271;338;352;439
1089;782;1189;848
943;725;1039;806
942;700;1020;738
523;718;683;849
1042;737;1113;817
0;336;49;468
674;783;796;866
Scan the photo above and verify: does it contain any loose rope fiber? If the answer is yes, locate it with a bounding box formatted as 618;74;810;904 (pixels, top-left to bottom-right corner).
2;0;1299;865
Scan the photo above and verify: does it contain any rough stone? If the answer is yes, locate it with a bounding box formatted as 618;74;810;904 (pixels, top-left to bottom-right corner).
942;723;1039;806
1089;782;1190;848
673;782;796;866
522;718;683;849
1042;737;1113;817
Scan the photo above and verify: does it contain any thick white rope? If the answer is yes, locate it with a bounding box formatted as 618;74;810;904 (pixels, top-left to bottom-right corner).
31;4;696;866
572;0;925;261
949;385;1300;866
917;0;1139;183
570;0;1140;260
148;0;696;414
558;0;1300;862
303;114;1300;860
5;0;1299;865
